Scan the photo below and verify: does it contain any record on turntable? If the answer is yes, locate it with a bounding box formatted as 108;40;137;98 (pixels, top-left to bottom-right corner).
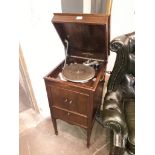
62;63;95;83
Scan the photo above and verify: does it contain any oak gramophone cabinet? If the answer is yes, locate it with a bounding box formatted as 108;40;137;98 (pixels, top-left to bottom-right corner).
44;13;110;147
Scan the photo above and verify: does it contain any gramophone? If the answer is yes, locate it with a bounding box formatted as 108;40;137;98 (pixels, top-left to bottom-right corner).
44;13;110;147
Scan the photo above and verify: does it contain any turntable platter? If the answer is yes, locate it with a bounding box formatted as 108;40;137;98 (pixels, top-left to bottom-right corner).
62;64;95;83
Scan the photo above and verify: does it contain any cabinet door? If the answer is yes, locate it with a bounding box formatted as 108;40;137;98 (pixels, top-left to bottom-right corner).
50;87;89;115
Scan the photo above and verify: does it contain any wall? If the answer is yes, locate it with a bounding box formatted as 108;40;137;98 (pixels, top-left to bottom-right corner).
19;0;64;117
19;0;134;117
107;0;135;71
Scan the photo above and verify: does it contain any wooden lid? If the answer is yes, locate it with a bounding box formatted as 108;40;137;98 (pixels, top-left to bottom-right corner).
52;13;110;61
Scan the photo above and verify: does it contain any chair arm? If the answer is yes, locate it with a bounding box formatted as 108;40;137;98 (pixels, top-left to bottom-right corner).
102;90;128;137
110;34;127;53
102;108;127;137
110;32;135;53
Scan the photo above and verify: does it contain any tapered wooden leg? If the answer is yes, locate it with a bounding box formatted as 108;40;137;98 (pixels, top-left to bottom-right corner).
87;129;91;148
52;117;58;135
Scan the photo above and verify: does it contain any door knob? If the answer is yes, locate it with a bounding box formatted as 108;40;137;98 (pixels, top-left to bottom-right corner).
69;100;72;104
64;99;68;103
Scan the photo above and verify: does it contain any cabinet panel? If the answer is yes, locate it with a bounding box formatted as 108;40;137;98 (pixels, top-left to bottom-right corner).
50;87;89;115
52;107;87;127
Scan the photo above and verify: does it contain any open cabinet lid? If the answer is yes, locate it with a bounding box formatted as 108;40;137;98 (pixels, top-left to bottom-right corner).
52;13;110;61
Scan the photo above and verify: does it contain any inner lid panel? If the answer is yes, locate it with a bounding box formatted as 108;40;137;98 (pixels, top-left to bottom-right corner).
53;22;107;60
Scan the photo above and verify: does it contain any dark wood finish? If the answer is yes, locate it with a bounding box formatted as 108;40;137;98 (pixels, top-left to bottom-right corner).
52;13;110;61
44;13;110;147
51;87;88;115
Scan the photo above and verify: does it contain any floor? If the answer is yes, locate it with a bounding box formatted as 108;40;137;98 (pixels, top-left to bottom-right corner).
19;76;130;155
19;109;110;155
19;77;111;155
19;82;31;112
